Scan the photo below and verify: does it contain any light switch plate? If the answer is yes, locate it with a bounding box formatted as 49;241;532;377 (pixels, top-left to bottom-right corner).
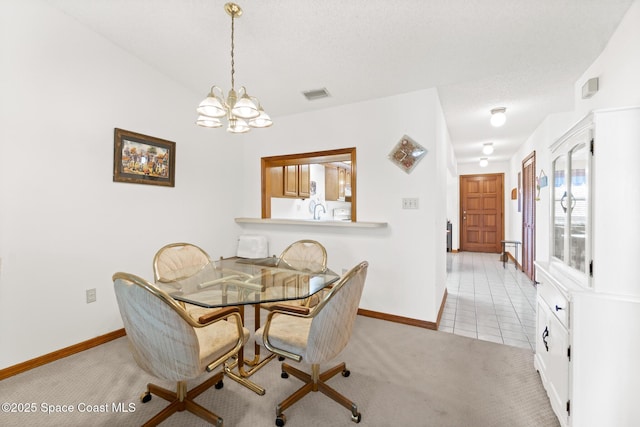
402;198;419;209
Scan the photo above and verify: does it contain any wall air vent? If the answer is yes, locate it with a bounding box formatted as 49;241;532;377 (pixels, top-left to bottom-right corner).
302;88;330;101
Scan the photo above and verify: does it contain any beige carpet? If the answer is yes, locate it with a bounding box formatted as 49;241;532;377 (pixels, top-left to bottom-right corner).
0;315;559;426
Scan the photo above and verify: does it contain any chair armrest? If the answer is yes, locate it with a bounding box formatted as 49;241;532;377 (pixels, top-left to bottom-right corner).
199;306;247;372
264;304;310;316
197;306;240;325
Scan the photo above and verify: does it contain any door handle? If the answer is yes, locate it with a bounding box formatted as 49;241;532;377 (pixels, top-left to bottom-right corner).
542;326;549;352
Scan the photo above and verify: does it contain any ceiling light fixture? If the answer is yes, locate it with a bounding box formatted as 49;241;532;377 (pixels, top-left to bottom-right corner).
490;107;506;127
196;3;272;133
479;157;489;167
482;142;494;155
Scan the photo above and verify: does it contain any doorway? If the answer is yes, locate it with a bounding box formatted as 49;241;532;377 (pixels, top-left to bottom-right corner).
522;152;536;280
459;174;504;253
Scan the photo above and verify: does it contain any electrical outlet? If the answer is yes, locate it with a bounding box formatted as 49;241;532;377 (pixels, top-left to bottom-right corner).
86;288;97;304
402;198;419;209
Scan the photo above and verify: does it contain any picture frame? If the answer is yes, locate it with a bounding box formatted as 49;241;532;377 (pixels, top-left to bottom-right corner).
113;128;175;187
388;134;427;174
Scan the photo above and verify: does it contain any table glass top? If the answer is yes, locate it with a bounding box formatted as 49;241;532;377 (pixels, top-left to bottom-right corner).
157;257;340;308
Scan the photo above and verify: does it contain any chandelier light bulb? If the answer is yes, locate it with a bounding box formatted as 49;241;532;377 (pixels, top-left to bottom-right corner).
479;157;489;167
482;143;494;155
490;107;507;127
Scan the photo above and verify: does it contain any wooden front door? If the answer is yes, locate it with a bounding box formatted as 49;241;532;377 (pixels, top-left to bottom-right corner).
522;152;536;280
460;174;504;253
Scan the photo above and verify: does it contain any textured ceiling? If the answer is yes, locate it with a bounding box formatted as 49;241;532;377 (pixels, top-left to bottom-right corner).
46;0;634;164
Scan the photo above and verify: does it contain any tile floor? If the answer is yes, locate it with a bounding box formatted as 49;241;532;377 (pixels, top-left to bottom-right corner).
439;251;537;351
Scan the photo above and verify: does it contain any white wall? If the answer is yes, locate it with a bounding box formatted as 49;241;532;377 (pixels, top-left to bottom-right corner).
573;0;640;118
0;1;244;369
236;89;452;322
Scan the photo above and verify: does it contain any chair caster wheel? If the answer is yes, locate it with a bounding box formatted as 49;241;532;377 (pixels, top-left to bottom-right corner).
342;369;351;377
275;414;286;426
281;371;289;379
215;380;224;389
140;392;152;403
351;412;361;423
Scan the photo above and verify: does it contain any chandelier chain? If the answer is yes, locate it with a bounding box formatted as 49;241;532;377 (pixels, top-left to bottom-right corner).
230;12;235;90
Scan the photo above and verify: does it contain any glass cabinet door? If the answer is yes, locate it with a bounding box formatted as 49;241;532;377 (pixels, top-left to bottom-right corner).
550;126;592;286
568;143;588;272
552;155;567;262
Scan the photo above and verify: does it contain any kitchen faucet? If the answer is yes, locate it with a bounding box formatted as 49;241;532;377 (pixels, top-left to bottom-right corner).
313;203;326;220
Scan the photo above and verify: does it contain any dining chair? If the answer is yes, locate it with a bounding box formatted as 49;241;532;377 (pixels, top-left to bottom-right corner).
113;272;249;427
277;239;327;273
254;261;368;426
261;240;328;311
153;242;221;319
153;242;213;286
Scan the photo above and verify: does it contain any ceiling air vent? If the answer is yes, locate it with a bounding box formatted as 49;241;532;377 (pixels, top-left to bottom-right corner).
302;88;330;101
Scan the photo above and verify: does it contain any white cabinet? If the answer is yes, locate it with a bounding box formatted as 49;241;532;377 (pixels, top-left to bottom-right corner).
535;107;640;427
534;266;570;426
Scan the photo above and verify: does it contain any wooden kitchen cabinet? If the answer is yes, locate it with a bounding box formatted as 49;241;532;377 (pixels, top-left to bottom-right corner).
325;164;350;201
338;167;346;199
298;164;310;197
325;165;338;201
272;164;309;198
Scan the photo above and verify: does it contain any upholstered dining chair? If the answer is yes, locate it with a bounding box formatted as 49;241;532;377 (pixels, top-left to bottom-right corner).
255;261;368;426
113;272;249;427
277;239;327;273
261;240;328;311
153;242;212;287
153;242;221;319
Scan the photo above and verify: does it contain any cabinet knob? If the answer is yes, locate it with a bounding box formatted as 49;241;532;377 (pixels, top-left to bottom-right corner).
555;305;564;311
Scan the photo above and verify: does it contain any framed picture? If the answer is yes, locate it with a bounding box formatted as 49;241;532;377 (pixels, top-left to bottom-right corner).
388;134;427;174
113;128;175;187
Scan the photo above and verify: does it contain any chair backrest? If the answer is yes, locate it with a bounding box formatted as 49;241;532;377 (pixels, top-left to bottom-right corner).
113;272;203;382
304;261;368;364
153;243;212;285
278;239;327;273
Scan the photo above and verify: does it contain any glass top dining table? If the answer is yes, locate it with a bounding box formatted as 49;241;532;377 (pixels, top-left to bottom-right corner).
157;256;340;309
155;256;340;396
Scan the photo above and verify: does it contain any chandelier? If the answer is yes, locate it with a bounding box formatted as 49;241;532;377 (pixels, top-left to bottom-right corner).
196;3;272;133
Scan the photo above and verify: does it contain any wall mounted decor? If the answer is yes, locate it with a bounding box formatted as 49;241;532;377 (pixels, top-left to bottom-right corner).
113;128;175;187
536;169;547;201
388;135;427;174
538;169;548;188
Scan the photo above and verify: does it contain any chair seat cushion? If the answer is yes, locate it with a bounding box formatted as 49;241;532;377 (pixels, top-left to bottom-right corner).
188;306;250;369
255;314;312;358
196;315;250;369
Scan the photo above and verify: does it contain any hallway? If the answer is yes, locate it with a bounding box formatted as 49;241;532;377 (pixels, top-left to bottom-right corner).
439;252;537;351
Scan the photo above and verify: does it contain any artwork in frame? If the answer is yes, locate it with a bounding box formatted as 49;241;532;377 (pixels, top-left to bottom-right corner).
113;128;175;187
388;134;427;174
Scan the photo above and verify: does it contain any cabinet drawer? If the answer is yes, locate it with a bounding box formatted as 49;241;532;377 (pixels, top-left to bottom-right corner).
537;271;570;328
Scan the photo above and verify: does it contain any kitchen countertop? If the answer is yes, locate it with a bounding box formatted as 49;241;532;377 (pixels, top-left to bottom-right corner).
234;217;388;228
